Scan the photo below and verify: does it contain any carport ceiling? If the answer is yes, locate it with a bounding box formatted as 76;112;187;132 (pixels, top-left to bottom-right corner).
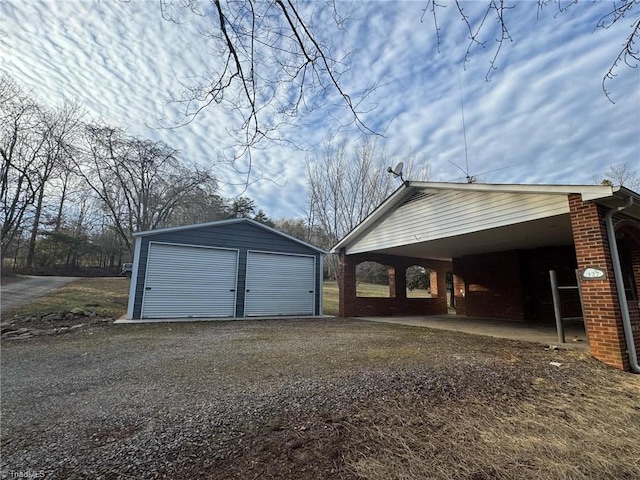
372;213;574;260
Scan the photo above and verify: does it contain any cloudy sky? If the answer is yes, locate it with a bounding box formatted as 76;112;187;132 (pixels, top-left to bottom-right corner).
2;0;639;219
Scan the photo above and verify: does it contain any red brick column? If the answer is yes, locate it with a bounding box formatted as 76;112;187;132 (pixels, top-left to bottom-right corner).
393;265;407;300
388;267;397;298
452;258;466;315
338;248;356;318
429;271;438;296
435;267;447;309
568;194;628;370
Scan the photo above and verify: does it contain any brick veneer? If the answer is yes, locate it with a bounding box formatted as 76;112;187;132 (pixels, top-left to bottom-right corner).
452;246;582;324
338;250;450;317
568;194;629;370
521;246;582;323
429;271;439;296
452;250;527;321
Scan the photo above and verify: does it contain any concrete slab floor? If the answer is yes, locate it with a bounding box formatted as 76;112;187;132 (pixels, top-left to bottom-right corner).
359;315;589;350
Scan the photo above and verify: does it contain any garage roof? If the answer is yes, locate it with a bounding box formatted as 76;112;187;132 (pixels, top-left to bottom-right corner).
331;182;640;260
133;217;326;254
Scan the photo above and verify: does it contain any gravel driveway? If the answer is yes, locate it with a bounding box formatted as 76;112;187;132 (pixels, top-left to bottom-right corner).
1;276;81;313
1;318;638;480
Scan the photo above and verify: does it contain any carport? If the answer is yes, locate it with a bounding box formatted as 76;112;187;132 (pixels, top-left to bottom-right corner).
331;182;640;371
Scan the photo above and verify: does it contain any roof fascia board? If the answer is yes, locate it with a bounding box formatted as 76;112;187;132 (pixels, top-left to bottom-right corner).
133;217;247;237
133;217;326;254
613;185;640;203
409;181;615;200
247;218;328;254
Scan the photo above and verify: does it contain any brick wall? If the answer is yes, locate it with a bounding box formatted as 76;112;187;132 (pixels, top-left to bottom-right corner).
342;297;447;317
452;258;466;316
452;245;583;324
629;300;640;356
521;246;582;323
338;250;450;317
452;250;526;321
568;194;629;370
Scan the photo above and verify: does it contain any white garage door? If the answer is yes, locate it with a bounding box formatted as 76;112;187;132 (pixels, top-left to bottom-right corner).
141;243;238;318
245;252;315;316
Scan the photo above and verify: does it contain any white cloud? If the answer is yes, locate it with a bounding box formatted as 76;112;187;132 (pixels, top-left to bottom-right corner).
1;0;638;218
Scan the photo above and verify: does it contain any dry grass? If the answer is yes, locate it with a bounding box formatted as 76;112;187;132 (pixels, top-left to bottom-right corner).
354;282;431;298
323;281;340;316
2;316;639;479
322;281;431;316
342;368;640;480
4;277;130;319
4;277;640;479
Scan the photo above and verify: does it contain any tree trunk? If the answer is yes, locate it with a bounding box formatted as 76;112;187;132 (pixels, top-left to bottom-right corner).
54;175;68;231
26;186;45;269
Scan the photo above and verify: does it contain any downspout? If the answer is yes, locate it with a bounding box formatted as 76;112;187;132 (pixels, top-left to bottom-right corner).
604;195;640;373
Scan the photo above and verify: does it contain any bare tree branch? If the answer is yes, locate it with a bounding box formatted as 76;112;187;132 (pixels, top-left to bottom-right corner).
423;0;639;97
155;0;380;174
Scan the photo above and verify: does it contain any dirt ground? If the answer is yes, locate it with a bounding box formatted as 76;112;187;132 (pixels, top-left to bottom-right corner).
1;318;639;480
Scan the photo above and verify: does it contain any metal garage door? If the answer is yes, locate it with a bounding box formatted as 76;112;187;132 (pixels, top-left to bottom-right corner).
141;243;238;318
245;252;315;316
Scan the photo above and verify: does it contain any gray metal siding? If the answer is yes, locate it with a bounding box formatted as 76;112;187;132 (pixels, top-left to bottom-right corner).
132;221;322;318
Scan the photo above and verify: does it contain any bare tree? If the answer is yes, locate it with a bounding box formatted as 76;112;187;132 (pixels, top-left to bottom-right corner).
25;101;84;268
73;126;219;253
0;76;47;259
595;162;640;190
158;0;377;157
306;136;417;279
273;217;311;242
167;186;229;226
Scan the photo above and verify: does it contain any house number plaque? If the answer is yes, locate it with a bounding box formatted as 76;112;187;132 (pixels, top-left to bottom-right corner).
580;267;606;280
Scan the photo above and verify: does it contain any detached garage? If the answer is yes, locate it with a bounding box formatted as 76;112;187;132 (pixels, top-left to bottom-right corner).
125;218;325;320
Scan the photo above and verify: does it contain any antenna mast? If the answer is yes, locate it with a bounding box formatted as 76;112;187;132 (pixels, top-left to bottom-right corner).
458;74;471;183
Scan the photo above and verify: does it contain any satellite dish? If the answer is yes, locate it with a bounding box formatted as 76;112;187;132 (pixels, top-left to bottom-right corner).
387;161;405;183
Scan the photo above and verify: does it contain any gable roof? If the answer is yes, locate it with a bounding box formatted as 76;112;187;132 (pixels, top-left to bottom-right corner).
330;181;640;256
133;217;326;254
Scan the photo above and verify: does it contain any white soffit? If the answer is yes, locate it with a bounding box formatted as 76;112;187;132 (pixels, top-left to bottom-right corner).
332;182;619;254
345;189;571;255
375;214;574;260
